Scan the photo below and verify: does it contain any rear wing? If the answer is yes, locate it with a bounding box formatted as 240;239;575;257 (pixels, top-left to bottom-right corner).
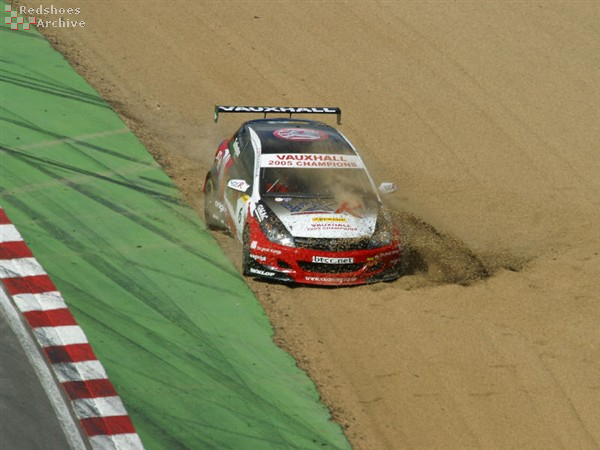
214;105;342;125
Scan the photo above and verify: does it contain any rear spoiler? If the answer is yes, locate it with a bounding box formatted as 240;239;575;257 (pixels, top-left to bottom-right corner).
214;105;342;125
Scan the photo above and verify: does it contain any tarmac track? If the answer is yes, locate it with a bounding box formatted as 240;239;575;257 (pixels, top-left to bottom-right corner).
15;1;600;449
0;296;85;450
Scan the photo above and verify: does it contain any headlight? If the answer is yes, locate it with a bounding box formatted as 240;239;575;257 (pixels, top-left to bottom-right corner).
369;209;394;248
256;204;295;247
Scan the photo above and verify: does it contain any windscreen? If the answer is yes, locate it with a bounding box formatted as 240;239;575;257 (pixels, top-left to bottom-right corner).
260;167;374;199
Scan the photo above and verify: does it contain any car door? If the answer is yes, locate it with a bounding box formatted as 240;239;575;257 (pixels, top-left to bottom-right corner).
224;126;256;240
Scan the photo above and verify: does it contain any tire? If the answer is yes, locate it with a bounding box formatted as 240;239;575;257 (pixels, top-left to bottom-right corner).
204;176;225;230
242;224;253;276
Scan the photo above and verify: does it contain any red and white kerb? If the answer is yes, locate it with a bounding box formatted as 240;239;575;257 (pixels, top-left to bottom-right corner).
0;207;144;450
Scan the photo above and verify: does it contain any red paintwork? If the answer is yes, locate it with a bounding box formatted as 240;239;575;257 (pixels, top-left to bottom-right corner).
204;134;403;286
246;216;402;286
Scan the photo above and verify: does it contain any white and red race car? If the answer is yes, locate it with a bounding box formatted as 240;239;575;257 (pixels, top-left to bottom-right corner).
203;106;404;286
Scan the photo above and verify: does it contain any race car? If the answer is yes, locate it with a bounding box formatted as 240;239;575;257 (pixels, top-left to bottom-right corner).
203;105;404;286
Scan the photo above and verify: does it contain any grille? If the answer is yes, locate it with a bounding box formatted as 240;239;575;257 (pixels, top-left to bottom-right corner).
294;237;370;251
298;261;365;274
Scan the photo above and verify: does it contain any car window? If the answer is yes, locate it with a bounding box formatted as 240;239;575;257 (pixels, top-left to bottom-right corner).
228;127;254;184
239;132;255;176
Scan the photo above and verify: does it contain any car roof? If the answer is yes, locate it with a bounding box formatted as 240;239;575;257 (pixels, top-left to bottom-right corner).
244;119;358;156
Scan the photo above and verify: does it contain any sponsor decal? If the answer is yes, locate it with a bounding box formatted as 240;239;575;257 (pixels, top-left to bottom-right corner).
305;276;358;283
227;179;250;192
312;256;354;264
261;153;363;169
232;139;241;157
309;222;358;231
250;240;282;255
219;106;338;114
250;254;267;262
250;267;275;277
367;248;400;261
273;128;328;142
312;217;347;222
215;200;226;213
255;204;268;222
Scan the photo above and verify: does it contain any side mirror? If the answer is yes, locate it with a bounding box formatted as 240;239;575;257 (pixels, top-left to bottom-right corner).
378;182;397;194
227;179;250;193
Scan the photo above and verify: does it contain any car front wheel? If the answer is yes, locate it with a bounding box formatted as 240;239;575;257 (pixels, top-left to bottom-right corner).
204;175;225;230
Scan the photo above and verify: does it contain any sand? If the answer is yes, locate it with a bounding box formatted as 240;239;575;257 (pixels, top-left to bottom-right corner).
21;1;600;448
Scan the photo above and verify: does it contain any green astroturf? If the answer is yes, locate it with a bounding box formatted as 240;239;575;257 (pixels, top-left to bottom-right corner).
0;7;350;449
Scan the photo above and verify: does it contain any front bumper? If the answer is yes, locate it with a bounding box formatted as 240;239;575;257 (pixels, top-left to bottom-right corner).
245;220;402;286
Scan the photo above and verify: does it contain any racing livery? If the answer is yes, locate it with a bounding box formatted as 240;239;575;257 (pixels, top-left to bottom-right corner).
204;105;404;286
